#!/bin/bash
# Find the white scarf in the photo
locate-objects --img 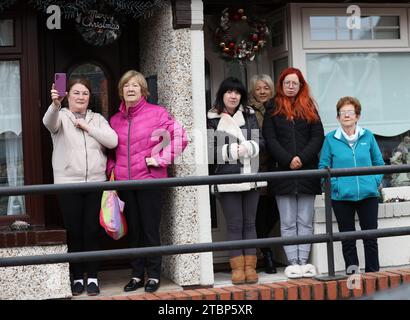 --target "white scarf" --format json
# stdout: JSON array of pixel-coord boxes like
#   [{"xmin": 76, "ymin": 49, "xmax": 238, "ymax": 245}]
[{"xmin": 341, "ymin": 125, "xmax": 360, "ymax": 148}]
